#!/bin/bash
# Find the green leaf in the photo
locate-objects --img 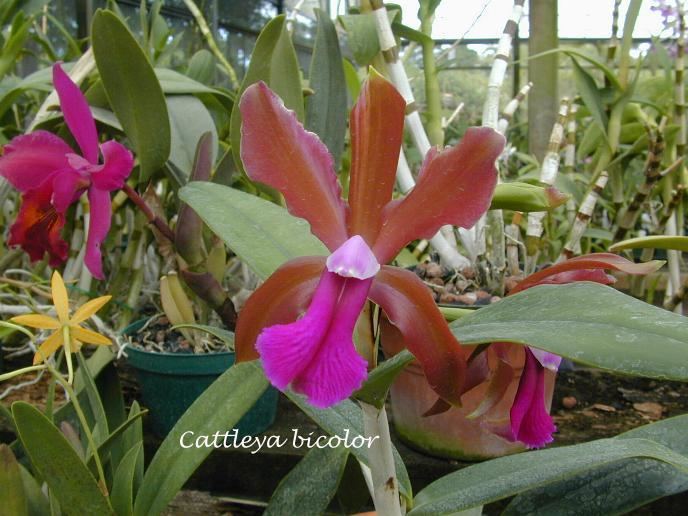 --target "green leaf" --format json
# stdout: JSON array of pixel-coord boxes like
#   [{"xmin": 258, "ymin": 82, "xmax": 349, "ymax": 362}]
[
  {"xmin": 186, "ymin": 49, "xmax": 215, "ymax": 85},
  {"xmin": 490, "ymin": 182, "xmax": 569, "ymax": 212},
  {"xmin": 12, "ymin": 402, "xmax": 114, "ymax": 515},
  {"xmin": 18, "ymin": 463, "xmax": 51, "ymax": 516},
  {"xmin": 338, "ymin": 13, "xmax": 382, "ymax": 65},
  {"xmin": 121, "ymin": 402, "xmax": 144, "ymax": 497},
  {"xmin": 85, "ymin": 410, "xmax": 147, "ymax": 471},
  {"xmin": 92, "ymin": 10, "xmax": 170, "ymax": 183},
  {"xmin": 354, "ymin": 350, "xmax": 415, "ymax": 409},
  {"xmin": 342, "ymin": 58, "xmax": 362, "ymax": 101},
  {"xmin": 155, "ymin": 68, "xmax": 230, "ymax": 98},
  {"xmin": 76, "ymin": 352, "xmax": 109, "ymax": 446},
  {"xmin": 265, "ymin": 446, "xmax": 349, "ymax": 516},
  {"xmin": 409, "ymin": 437, "xmax": 688, "ymax": 515},
  {"xmin": 571, "ymin": 57, "xmax": 608, "ymax": 133},
  {"xmin": 110, "ymin": 443, "xmax": 142, "ymax": 516},
  {"xmin": 392, "ymin": 21, "xmax": 433, "ymax": 45},
  {"xmin": 229, "ymin": 15, "xmax": 304, "ymax": 173},
  {"xmin": 0, "ymin": 444, "xmax": 28, "ymax": 516},
  {"xmin": 179, "ymin": 182, "xmax": 327, "ymax": 279},
  {"xmin": 306, "ymin": 8, "xmax": 347, "ymax": 169},
  {"xmin": 133, "ymin": 362, "xmax": 268, "ymax": 516},
  {"xmin": 450, "ymin": 282, "xmax": 688, "ymax": 380},
  {"xmin": 610, "ymin": 235, "xmax": 688, "ymax": 253},
  {"xmin": 167, "ymin": 95, "xmax": 218, "ymax": 179},
  {"xmin": 0, "ymin": 13, "xmax": 30, "ymax": 79},
  {"xmin": 286, "ymin": 393, "xmax": 413, "ymax": 502},
  {"xmin": 505, "ymin": 415, "xmax": 688, "ymax": 515}
]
